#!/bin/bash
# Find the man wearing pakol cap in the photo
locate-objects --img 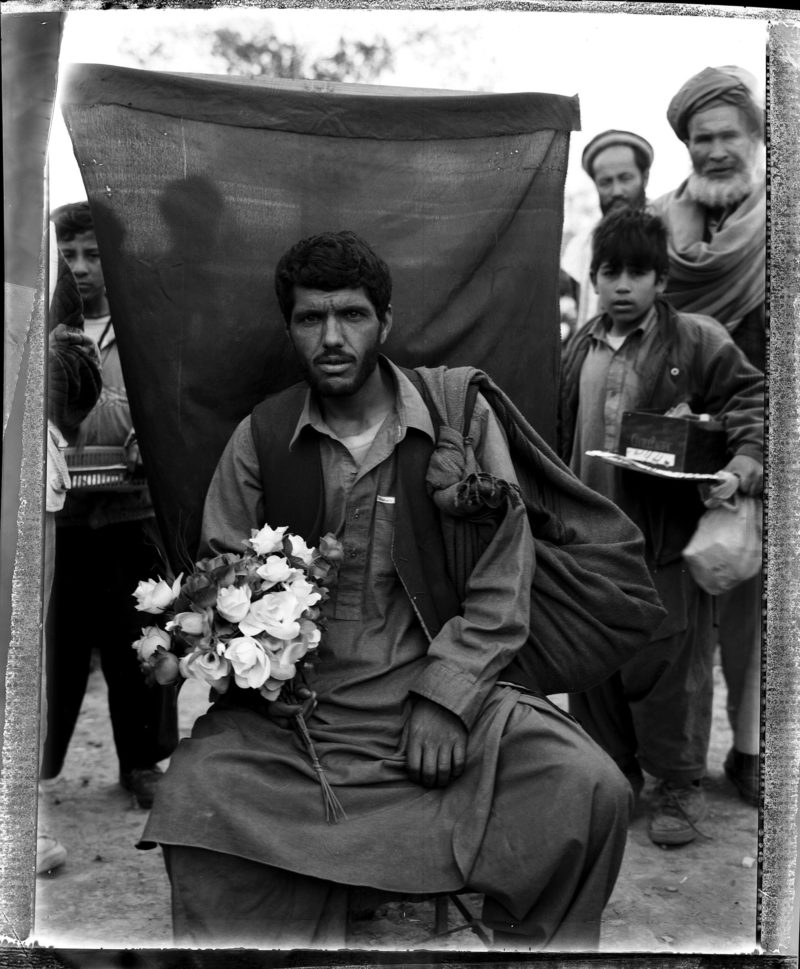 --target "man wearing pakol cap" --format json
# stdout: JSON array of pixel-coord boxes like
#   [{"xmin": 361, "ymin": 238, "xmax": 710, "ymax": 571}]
[
  {"xmin": 562, "ymin": 129, "xmax": 654, "ymax": 330},
  {"xmin": 653, "ymin": 65, "xmax": 766, "ymax": 809}
]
